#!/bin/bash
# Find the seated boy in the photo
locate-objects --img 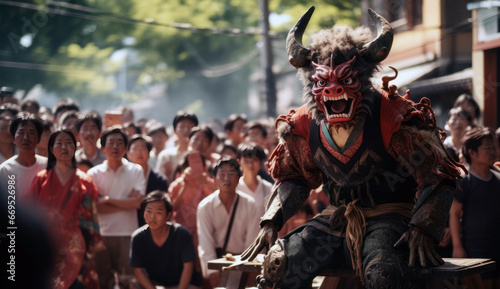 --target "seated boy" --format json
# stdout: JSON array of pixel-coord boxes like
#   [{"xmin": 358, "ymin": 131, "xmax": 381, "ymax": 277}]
[{"xmin": 130, "ymin": 191, "xmax": 202, "ymax": 289}]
